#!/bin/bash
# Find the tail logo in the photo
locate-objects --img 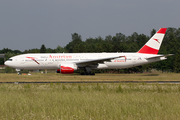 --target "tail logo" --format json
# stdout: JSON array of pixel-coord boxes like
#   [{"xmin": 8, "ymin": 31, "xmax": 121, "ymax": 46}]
[
  {"xmin": 153, "ymin": 38, "xmax": 160, "ymax": 43},
  {"xmin": 137, "ymin": 28, "xmax": 167, "ymax": 54}
]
